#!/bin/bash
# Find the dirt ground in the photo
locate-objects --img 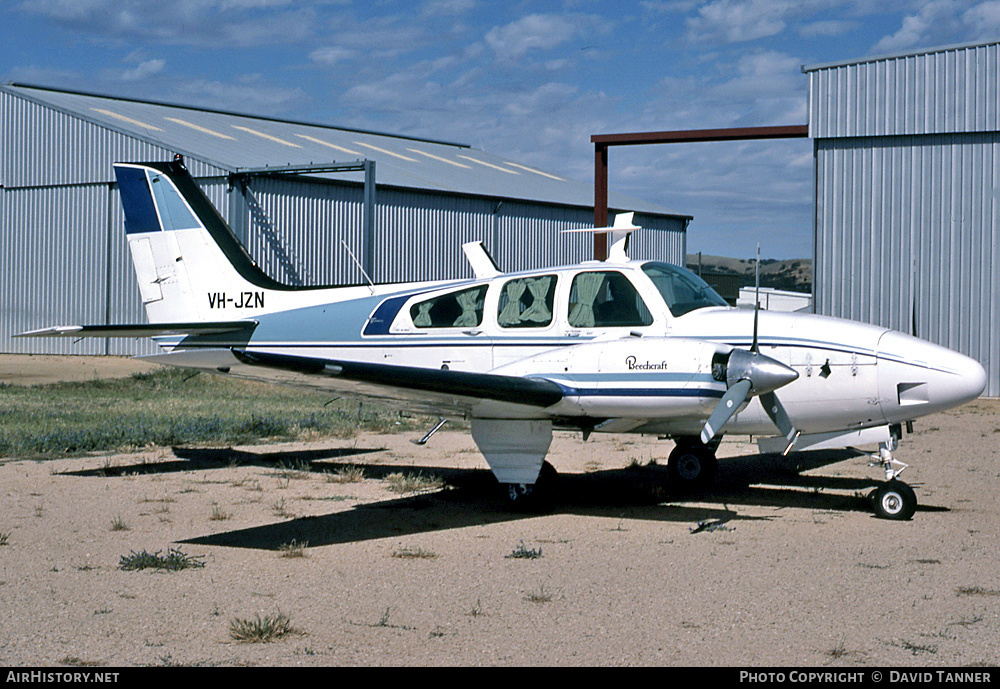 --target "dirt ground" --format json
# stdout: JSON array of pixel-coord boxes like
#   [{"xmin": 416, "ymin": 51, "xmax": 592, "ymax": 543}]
[{"xmin": 0, "ymin": 355, "xmax": 998, "ymax": 667}]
